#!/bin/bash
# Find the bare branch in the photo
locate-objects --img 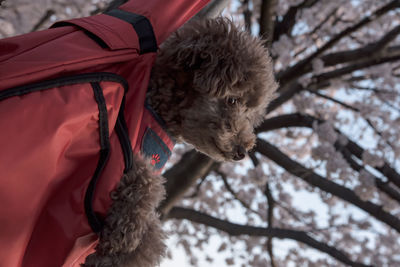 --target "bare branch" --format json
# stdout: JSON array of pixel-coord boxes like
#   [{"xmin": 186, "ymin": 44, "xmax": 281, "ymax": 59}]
[
  {"xmin": 30, "ymin": 9, "xmax": 55, "ymax": 32},
  {"xmin": 193, "ymin": 0, "xmax": 230, "ymax": 19},
  {"xmin": 276, "ymin": 0, "xmax": 400, "ymax": 85},
  {"xmin": 256, "ymin": 138, "xmax": 400, "ymax": 233},
  {"xmin": 257, "ymin": 113, "xmax": 400, "ymax": 188},
  {"xmin": 273, "ymin": 0, "xmax": 320, "ymax": 42},
  {"xmin": 259, "ymin": 0, "xmax": 278, "ymax": 47},
  {"xmin": 167, "ymin": 207, "xmax": 372, "ymax": 267},
  {"xmin": 241, "ymin": 0, "xmax": 252, "ymax": 32},
  {"xmin": 160, "ymin": 150, "xmax": 214, "ymax": 214},
  {"xmin": 105, "ymin": 0, "xmax": 128, "ymax": 12},
  {"xmin": 309, "ymin": 7, "xmax": 339, "ymax": 36},
  {"xmin": 337, "ymin": 144, "xmax": 400, "ymax": 204},
  {"xmin": 267, "ymin": 45, "xmax": 400, "ymax": 114},
  {"xmin": 185, "ymin": 166, "xmax": 215, "ymax": 199},
  {"xmin": 216, "ymin": 169, "xmax": 261, "ymax": 215},
  {"xmin": 346, "ymin": 139, "xmax": 400, "ymax": 190},
  {"xmin": 314, "ymin": 51, "xmax": 400, "ymax": 82},
  {"xmin": 264, "ymin": 183, "xmax": 276, "ymax": 267},
  {"xmin": 310, "ymin": 27, "xmax": 400, "ymax": 73},
  {"xmin": 307, "ymin": 90, "xmax": 397, "ymax": 149},
  {"xmin": 266, "ymin": 82, "xmax": 303, "ymax": 113},
  {"xmin": 308, "ymin": 90, "xmax": 358, "ymax": 111}
]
